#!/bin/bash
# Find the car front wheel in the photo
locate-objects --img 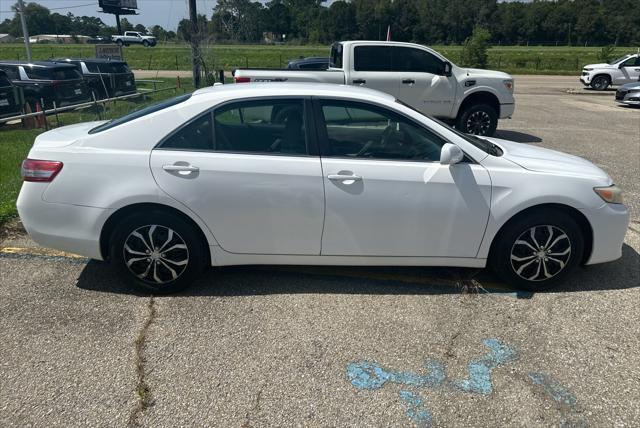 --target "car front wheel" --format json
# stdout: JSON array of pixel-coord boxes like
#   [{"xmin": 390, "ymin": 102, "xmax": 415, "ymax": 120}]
[
  {"xmin": 590, "ymin": 75, "xmax": 610, "ymax": 91},
  {"xmin": 456, "ymin": 103, "xmax": 498, "ymax": 136},
  {"xmin": 110, "ymin": 211, "xmax": 207, "ymax": 294},
  {"xmin": 490, "ymin": 209, "xmax": 584, "ymax": 291}
]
